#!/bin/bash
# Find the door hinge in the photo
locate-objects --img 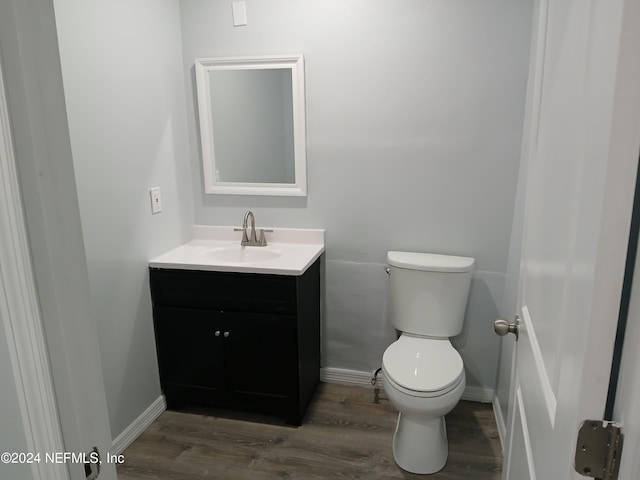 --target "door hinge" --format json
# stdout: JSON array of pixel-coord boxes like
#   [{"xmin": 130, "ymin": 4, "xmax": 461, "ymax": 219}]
[{"xmin": 574, "ymin": 420, "xmax": 624, "ymax": 480}]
